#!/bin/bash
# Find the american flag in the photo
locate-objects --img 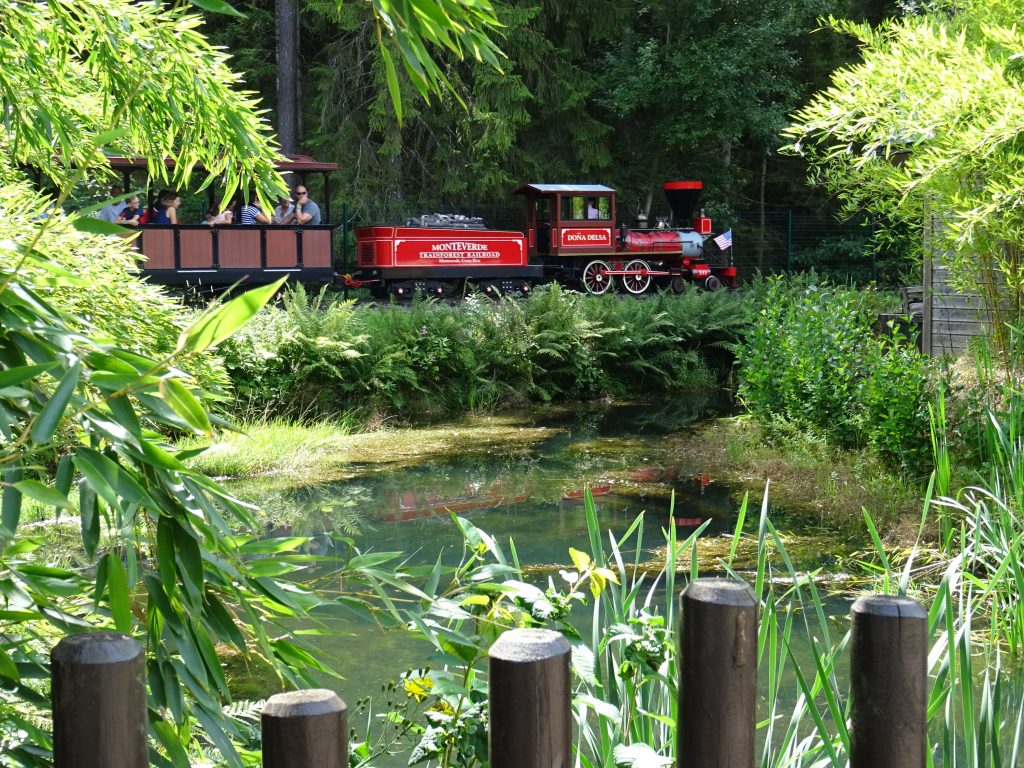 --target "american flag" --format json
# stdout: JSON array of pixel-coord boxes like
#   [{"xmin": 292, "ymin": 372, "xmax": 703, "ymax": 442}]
[{"xmin": 713, "ymin": 229, "xmax": 733, "ymax": 251}]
